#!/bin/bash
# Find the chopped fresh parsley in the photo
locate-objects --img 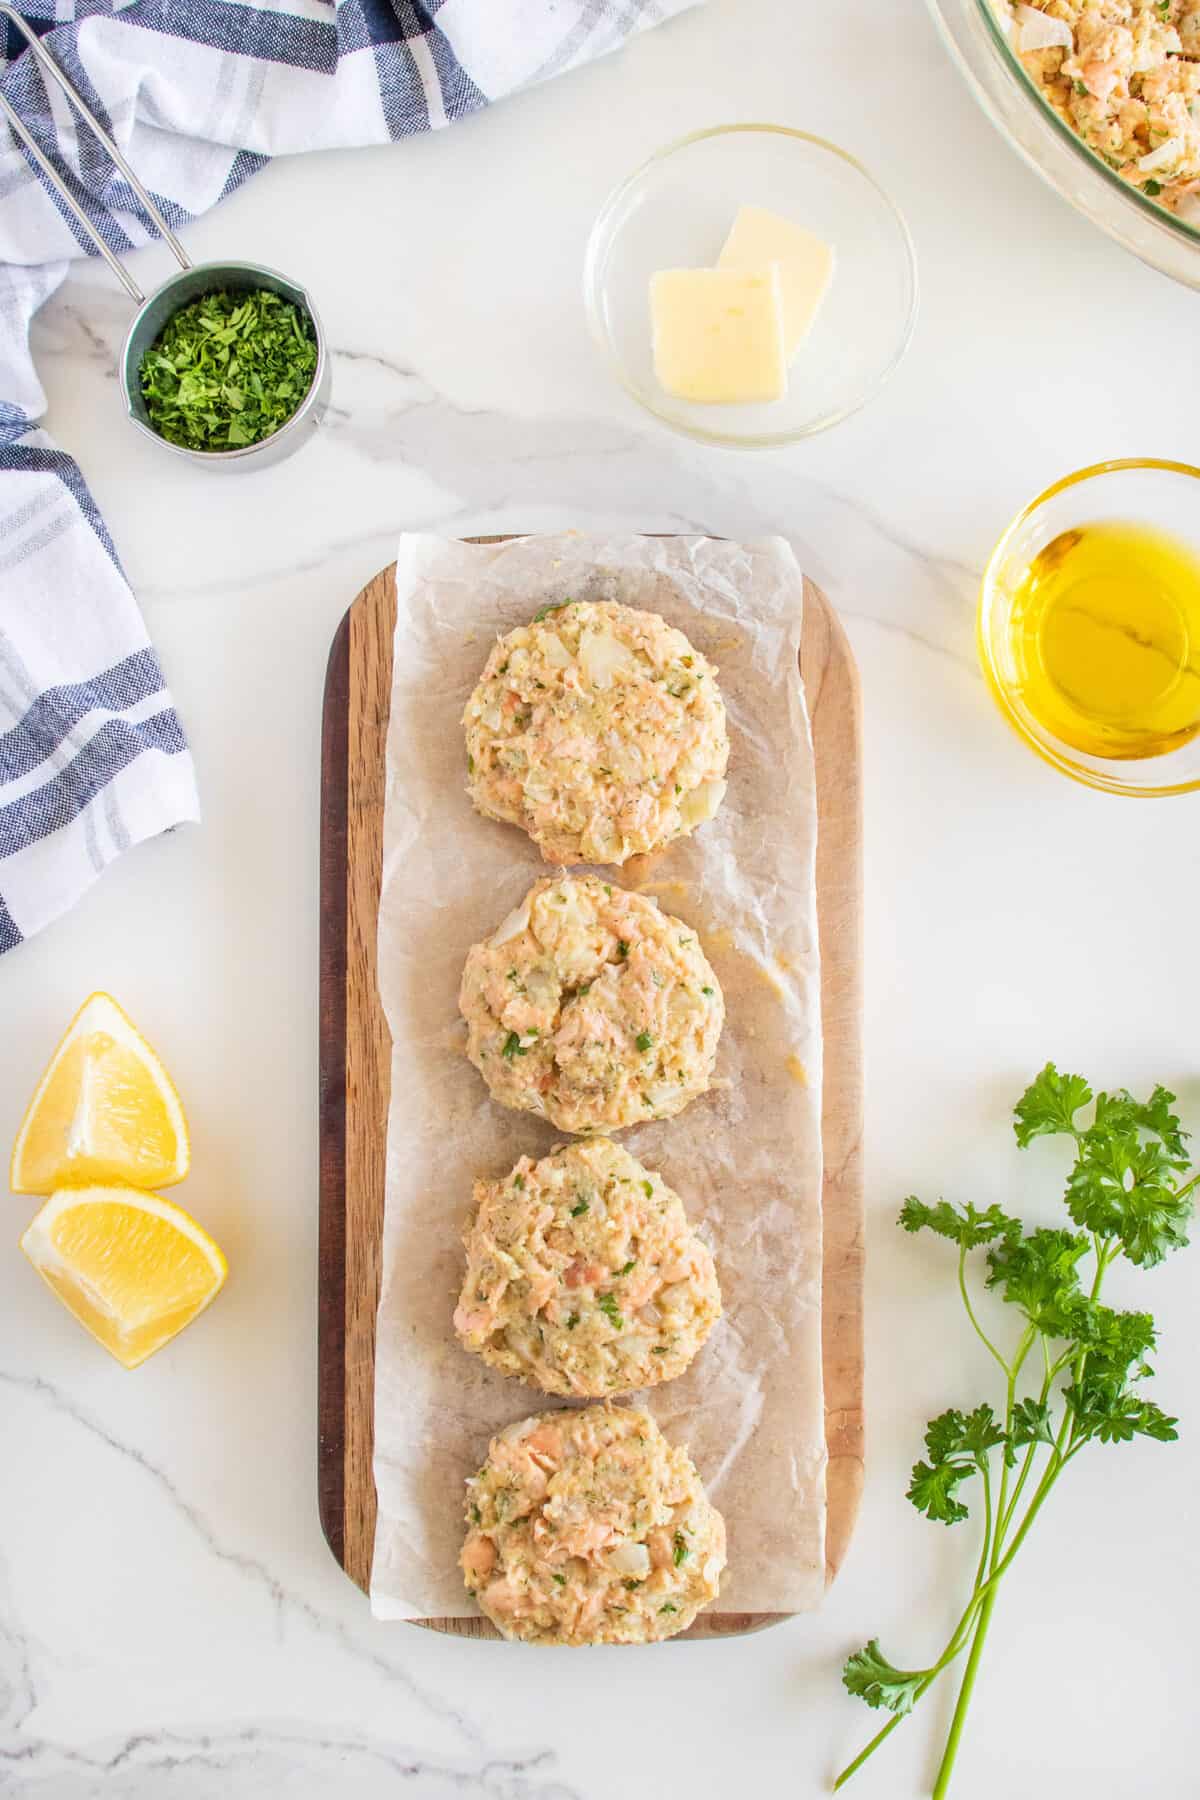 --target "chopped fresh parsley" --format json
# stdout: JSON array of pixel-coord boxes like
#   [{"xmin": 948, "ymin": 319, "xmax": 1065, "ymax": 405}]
[
  {"xmin": 635, "ymin": 1031, "xmax": 653, "ymax": 1053},
  {"xmin": 642, "ymin": 1180, "xmax": 653, "ymax": 1198},
  {"xmin": 470, "ymin": 1504, "xmax": 481, "ymax": 1524},
  {"xmin": 623, "ymin": 1578, "xmax": 643, "ymax": 1591},
  {"xmin": 659, "ymin": 1602, "xmax": 678, "ymax": 1614},
  {"xmin": 701, "ymin": 985, "xmax": 715, "ymax": 997},
  {"xmin": 616, "ymin": 1259, "xmax": 637, "ymax": 1277},
  {"xmin": 597, "ymin": 1291, "xmax": 624, "ymax": 1329},
  {"xmin": 651, "ymin": 1346, "xmax": 669, "ymax": 1355},
  {"xmin": 566, "ymin": 1312, "xmax": 580, "ymax": 1330},
  {"xmin": 1144, "ymin": 179, "xmax": 1164, "ymax": 196},
  {"xmin": 140, "ymin": 286, "xmax": 318, "ymax": 452},
  {"xmin": 552, "ymin": 1572, "xmax": 566, "ymax": 1585},
  {"xmin": 618, "ymin": 939, "xmax": 630, "ymax": 959},
  {"xmin": 501, "ymin": 1032, "xmax": 526, "ymax": 1062},
  {"xmin": 532, "ymin": 598, "xmax": 577, "ymax": 623},
  {"xmin": 571, "ymin": 1198, "xmax": 589, "ymax": 1217},
  {"xmin": 513, "ymin": 1174, "xmax": 525, "ymax": 1190},
  {"xmin": 672, "ymin": 1532, "xmax": 689, "ymax": 1566}
]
